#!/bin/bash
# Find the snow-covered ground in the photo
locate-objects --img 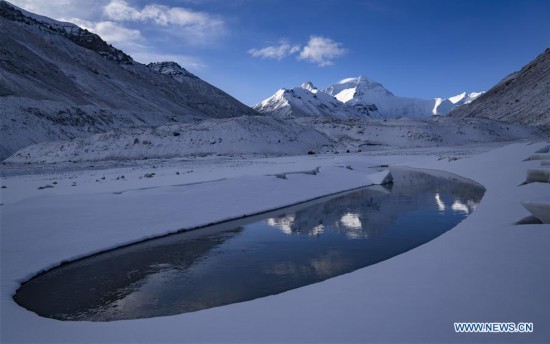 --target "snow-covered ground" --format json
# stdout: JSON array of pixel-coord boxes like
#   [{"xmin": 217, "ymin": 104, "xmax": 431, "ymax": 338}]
[
  {"xmin": 3, "ymin": 116, "xmax": 333, "ymax": 164},
  {"xmin": 4, "ymin": 115, "xmax": 544, "ymax": 164},
  {"xmin": 1, "ymin": 141, "xmax": 549, "ymax": 343}
]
